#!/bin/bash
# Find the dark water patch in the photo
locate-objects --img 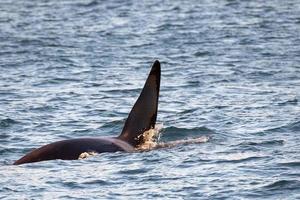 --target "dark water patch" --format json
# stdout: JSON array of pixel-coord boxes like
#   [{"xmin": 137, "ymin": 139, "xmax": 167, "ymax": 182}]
[
  {"xmin": 277, "ymin": 98, "xmax": 298, "ymax": 106},
  {"xmin": 213, "ymin": 105, "xmax": 229, "ymax": 110},
  {"xmin": 0, "ymin": 49, "xmax": 31, "ymax": 56},
  {"xmin": 28, "ymin": 105, "xmax": 56, "ymax": 112},
  {"xmin": 161, "ymin": 126, "xmax": 214, "ymax": 141},
  {"xmin": 58, "ymin": 196, "xmax": 87, "ymax": 200},
  {"xmin": 142, "ymin": 175, "xmax": 181, "ymax": 182},
  {"xmin": 0, "ymin": 146, "xmax": 19, "ymax": 155},
  {"xmin": 89, "ymin": 82, "xmax": 104, "ymax": 87},
  {"xmin": 52, "ymin": 77, "xmax": 82, "ymax": 83},
  {"xmin": 117, "ymin": 168, "xmax": 150, "ymax": 175},
  {"xmin": 47, "ymin": 96, "xmax": 71, "ymax": 102},
  {"xmin": 214, "ymin": 155, "xmax": 265, "ymax": 164},
  {"xmin": 194, "ymin": 51, "xmax": 211, "ymax": 57},
  {"xmin": 237, "ymin": 140, "xmax": 285, "ymax": 148},
  {"xmin": 1, "ymin": 186, "xmax": 18, "ymax": 193},
  {"xmin": 18, "ymin": 38, "xmax": 48, "ymax": 47},
  {"xmin": 83, "ymin": 179, "xmax": 110, "ymax": 186},
  {"xmin": 0, "ymin": 118, "xmax": 19, "ymax": 128},
  {"xmin": 185, "ymin": 80, "xmax": 202, "ymax": 87},
  {"xmin": 130, "ymin": 42, "xmax": 155, "ymax": 49},
  {"xmin": 74, "ymin": 0, "xmax": 99, "ymax": 8},
  {"xmin": 262, "ymin": 180, "xmax": 300, "ymax": 191},
  {"xmin": 278, "ymin": 161, "xmax": 300, "ymax": 168},
  {"xmin": 61, "ymin": 181, "xmax": 85, "ymax": 189}
]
